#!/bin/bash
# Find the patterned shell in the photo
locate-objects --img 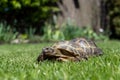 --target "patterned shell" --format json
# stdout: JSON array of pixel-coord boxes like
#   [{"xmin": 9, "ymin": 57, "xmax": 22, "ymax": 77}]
[
  {"xmin": 52, "ymin": 38, "xmax": 102, "ymax": 56},
  {"xmin": 37, "ymin": 38, "xmax": 103, "ymax": 62}
]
